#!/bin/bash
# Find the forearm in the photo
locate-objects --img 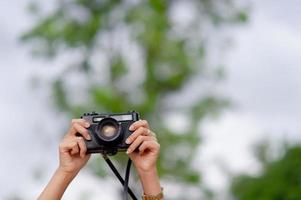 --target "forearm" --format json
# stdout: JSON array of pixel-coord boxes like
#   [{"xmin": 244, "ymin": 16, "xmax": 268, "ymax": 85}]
[
  {"xmin": 38, "ymin": 168, "xmax": 77, "ymax": 200},
  {"xmin": 138, "ymin": 167, "xmax": 163, "ymax": 199}
]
